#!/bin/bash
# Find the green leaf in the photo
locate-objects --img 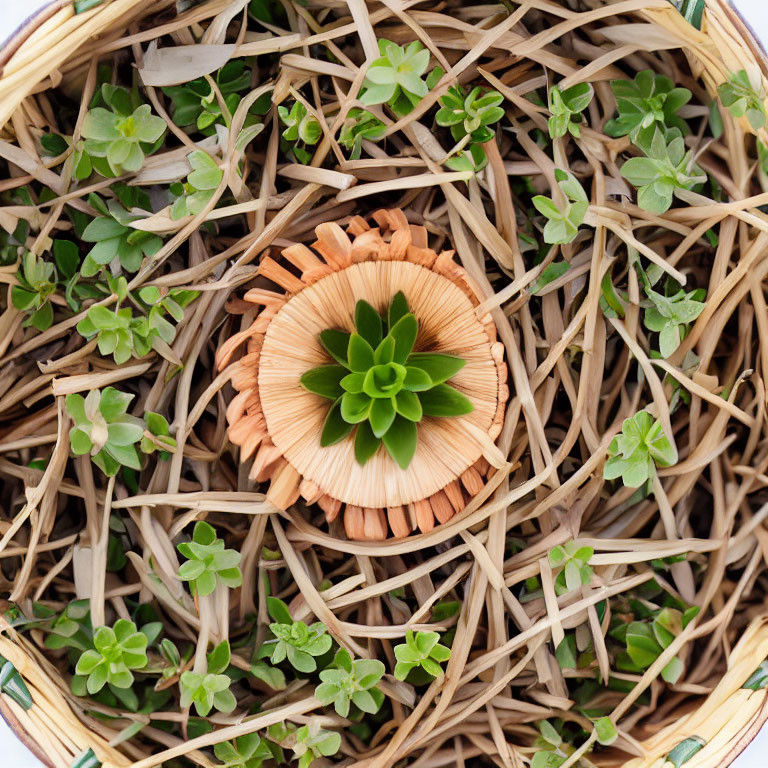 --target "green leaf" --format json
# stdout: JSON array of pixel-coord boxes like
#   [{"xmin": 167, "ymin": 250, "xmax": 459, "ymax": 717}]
[
  {"xmin": 341, "ymin": 391, "xmax": 372, "ymax": 424},
  {"xmin": 666, "ymin": 737, "xmax": 705, "ymax": 767},
  {"xmin": 594, "ymin": 717, "xmax": 618, "ymax": 746},
  {"xmin": 382, "ymin": 415, "xmax": 417, "ymax": 469},
  {"xmin": 320, "ymin": 400, "xmax": 355, "ymax": 446},
  {"xmin": 300, "ymin": 365, "xmax": 346, "ymax": 400},
  {"xmin": 418, "ymin": 384, "xmax": 473, "ymax": 417},
  {"xmin": 395, "ymin": 389, "xmax": 422, "ymax": 422},
  {"xmin": 388, "ymin": 291, "xmax": 410, "ymax": 329},
  {"xmin": 355, "ymin": 421, "xmax": 381, "ymax": 465},
  {"xmin": 319, "ymin": 329, "xmax": 350, "ymax": 366},
  {"xmin": 354, "ymin": 299, "xmax": 383, "ymax": 347},
  {"xmin": 406, "ymin": 353, "xmax": 465, "ymax": 385},
  {"xmin": 347, "ymin": 333, "xmax": 375, "ymax": 373}
]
